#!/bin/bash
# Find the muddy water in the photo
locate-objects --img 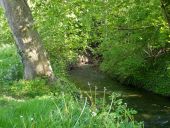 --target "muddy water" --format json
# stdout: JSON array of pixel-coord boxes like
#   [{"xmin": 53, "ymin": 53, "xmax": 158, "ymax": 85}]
[{"xmin": 69, "ymin": 65, "xmax": 170, "ymax": 128}]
